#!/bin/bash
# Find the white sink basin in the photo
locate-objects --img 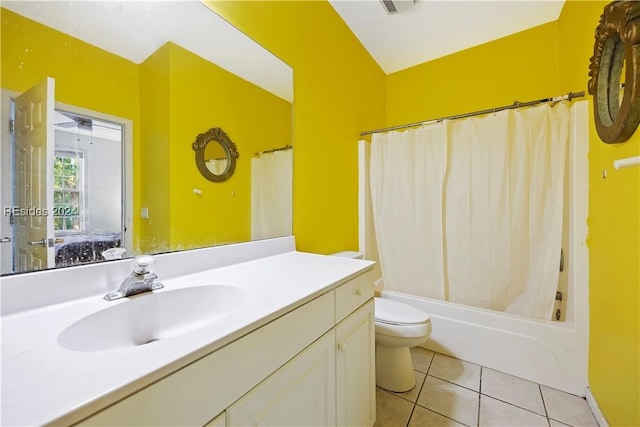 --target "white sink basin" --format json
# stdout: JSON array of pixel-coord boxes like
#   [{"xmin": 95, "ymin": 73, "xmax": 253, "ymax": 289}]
[{"xmin": 58, "ymin": 285, "xmax": 246, "ymax": 352}]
